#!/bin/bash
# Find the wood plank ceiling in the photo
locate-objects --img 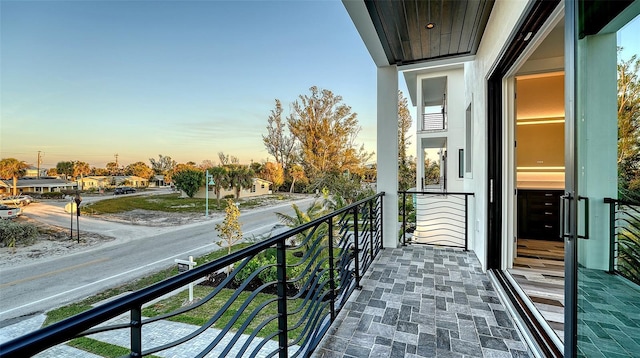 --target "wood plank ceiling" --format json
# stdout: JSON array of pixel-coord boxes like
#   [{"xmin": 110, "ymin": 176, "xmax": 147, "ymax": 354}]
[{"xmin": 365, "ymin": 0, "xmax": 495, "ymax": 66}]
